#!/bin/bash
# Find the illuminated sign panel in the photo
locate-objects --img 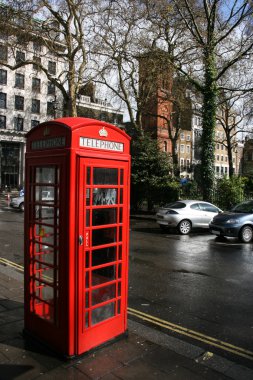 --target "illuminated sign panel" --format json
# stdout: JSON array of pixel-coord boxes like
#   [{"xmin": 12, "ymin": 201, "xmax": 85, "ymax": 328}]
[
  {"xmin": 80, "ymin": 137, "xmax": 124, "ymax": 152},
  {"xmin": 31, "ymin": 137, "xmax": 66, "ymax": 150}
]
